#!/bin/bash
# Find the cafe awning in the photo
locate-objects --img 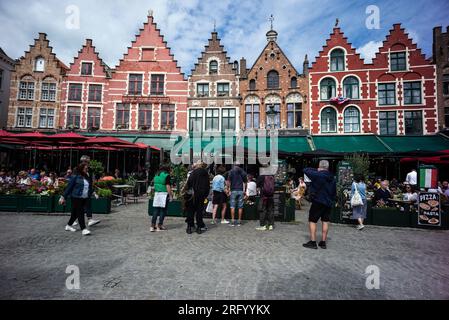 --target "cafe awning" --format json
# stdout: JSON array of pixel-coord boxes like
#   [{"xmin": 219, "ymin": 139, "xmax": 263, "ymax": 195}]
[
  {"xmin": 238, "ymin": 136, "xmax": 311, "ymax": 154},
  {"xmin": 377, "ymin": 135, "xmax": 449, "ymax": 153},
  {"xmin": 311, "ymin": 135, "xmax": 391, "ymax": 153}
]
